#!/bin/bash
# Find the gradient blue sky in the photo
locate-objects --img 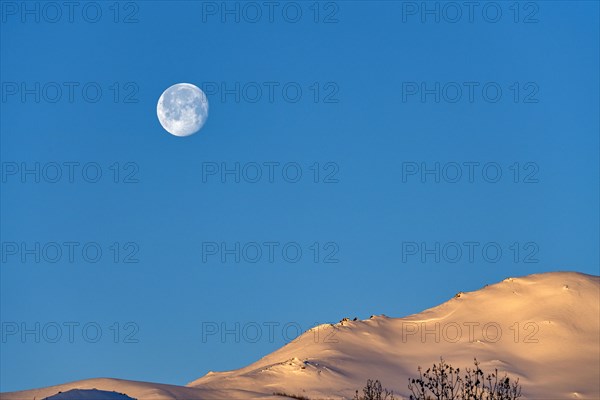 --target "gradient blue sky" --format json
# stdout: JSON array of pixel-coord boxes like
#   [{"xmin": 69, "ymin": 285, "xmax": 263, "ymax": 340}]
[{"xmin": 1, "ymin": 0, "xmax": 599, "ymax": 393}]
